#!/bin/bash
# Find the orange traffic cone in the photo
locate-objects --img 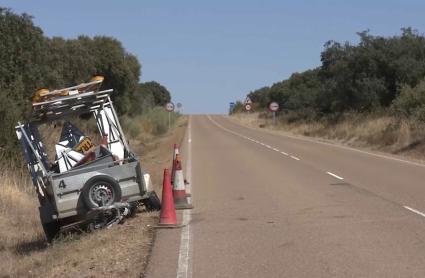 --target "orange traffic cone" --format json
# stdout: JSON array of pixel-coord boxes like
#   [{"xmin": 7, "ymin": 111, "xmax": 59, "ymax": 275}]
[
  {"xmin": 157, "ymin": 169, "xmax": 179, "ymax": 226},
  {"xmin": 173, "ymin": 154, "xmax": 194, "ymax": 210},
  {"xmin": 171, "ymin": 144, "xmax": 179, "ymax": 185}
]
